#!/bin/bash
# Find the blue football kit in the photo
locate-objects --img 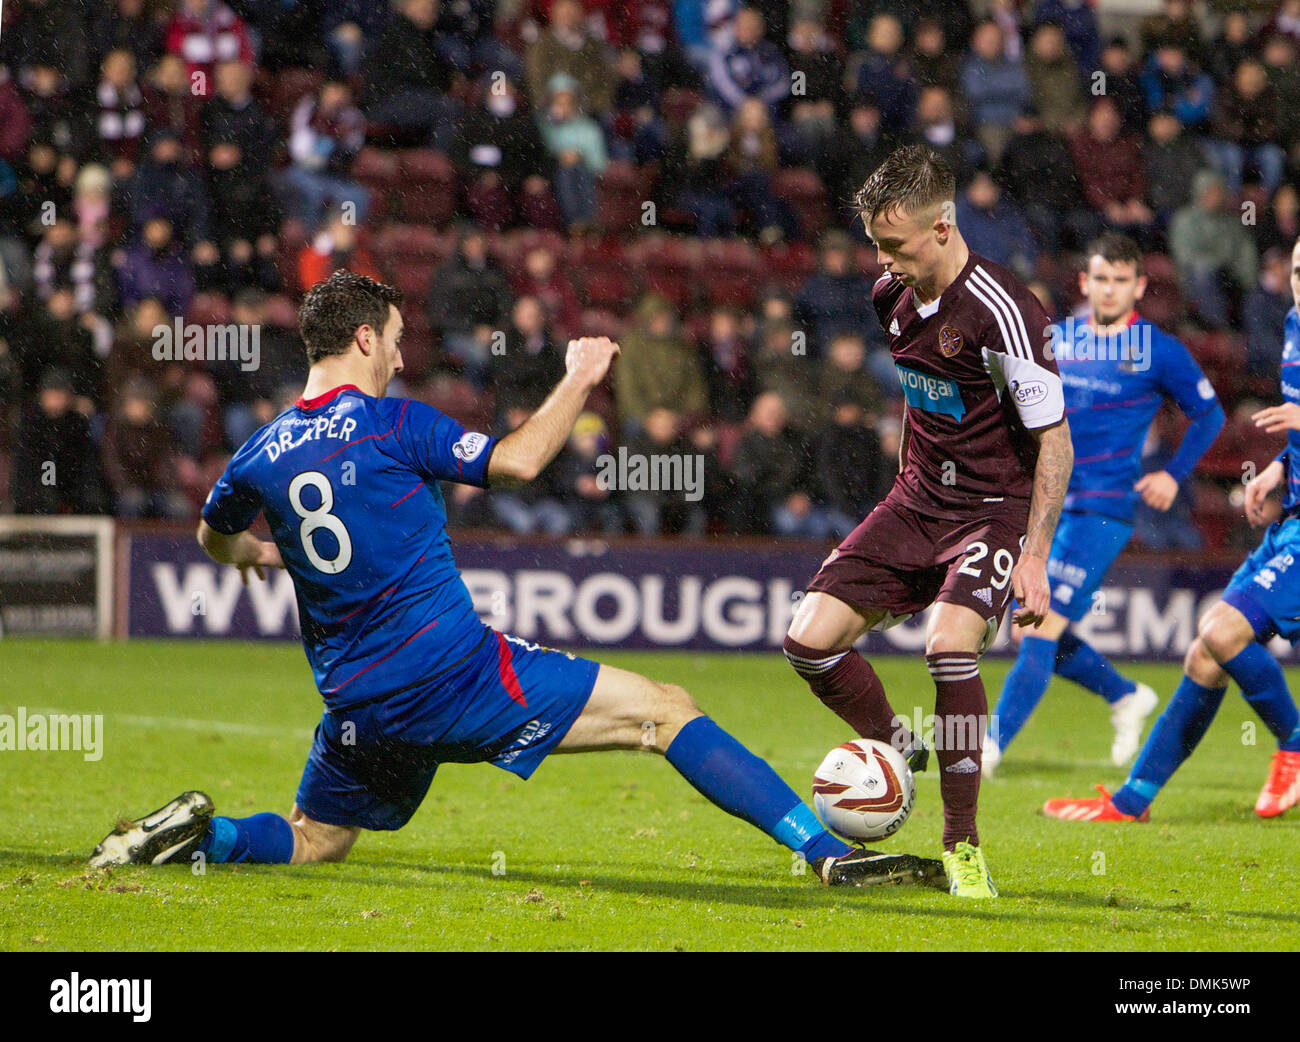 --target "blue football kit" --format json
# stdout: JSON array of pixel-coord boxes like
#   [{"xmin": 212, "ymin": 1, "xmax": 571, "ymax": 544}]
[
  {"xmin": 1110, "ymin": 307, "xmax": 1300, "ymax": 816},
  {"xmin": 1048, "ymin": 311, "xmax": 1224, "ymax": 621},
  {"xmin": 202, "ymin": 384, "xmax": 600, "ymax": 829},
  {"xmin": 198, "ymin": 383, "xmax": 852, "ymax": 869},
  {"xmin": 991, "ymin": 312, "xmax": 1225, "ymax": 756},
  {"xmin": 1221, "ymin": 306, "xmax": 1300, "ymax": 643}
]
